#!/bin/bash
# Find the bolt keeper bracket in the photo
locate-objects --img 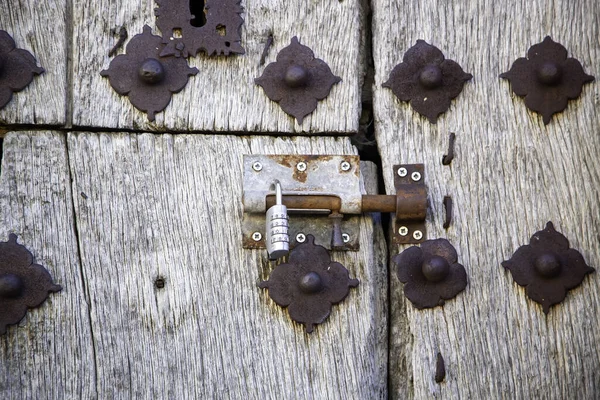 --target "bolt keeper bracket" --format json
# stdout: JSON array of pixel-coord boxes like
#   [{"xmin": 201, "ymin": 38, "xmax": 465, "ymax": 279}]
[{"xmin": 242, "ymin": 155, "xmax": 428, "ymax": 252}]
